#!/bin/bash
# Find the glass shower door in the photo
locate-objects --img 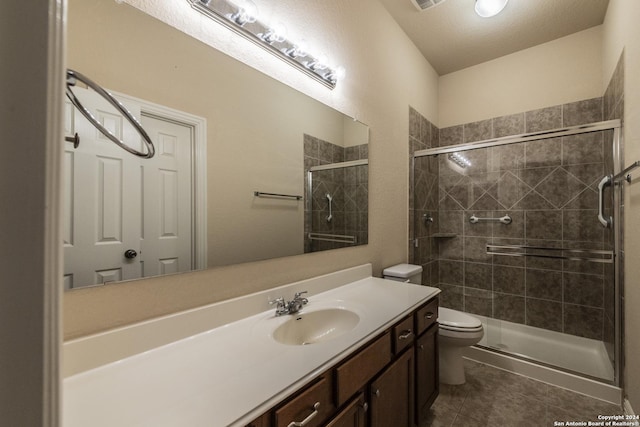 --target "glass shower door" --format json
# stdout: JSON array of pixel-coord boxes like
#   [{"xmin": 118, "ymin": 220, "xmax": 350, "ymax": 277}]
[{"xmin": 413, "ymin": 128, "xmax": 618, "ymax": 382}]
